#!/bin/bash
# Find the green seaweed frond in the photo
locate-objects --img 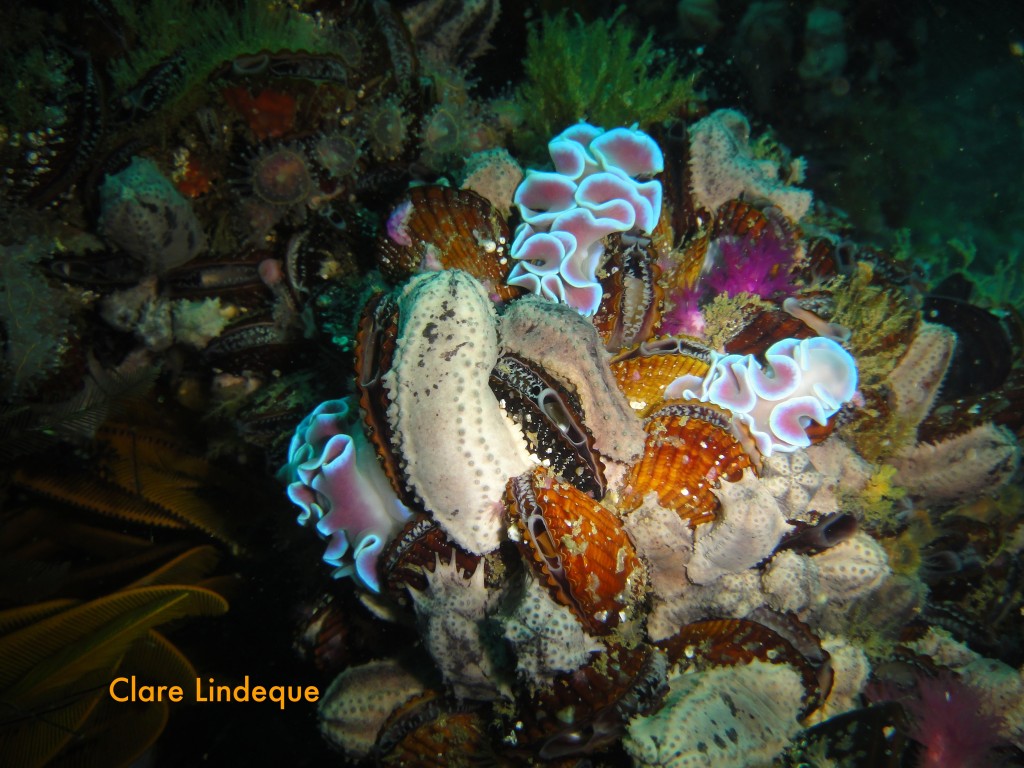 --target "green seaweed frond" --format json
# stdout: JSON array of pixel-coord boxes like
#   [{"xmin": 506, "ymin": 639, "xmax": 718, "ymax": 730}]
[
  {"xmin": 512, "ymin": 8, "xmax": 702, "ymax": 159},
  {"xmin": 965, "ymin": 249, "xmax": 1024, "ymax": 311}
]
